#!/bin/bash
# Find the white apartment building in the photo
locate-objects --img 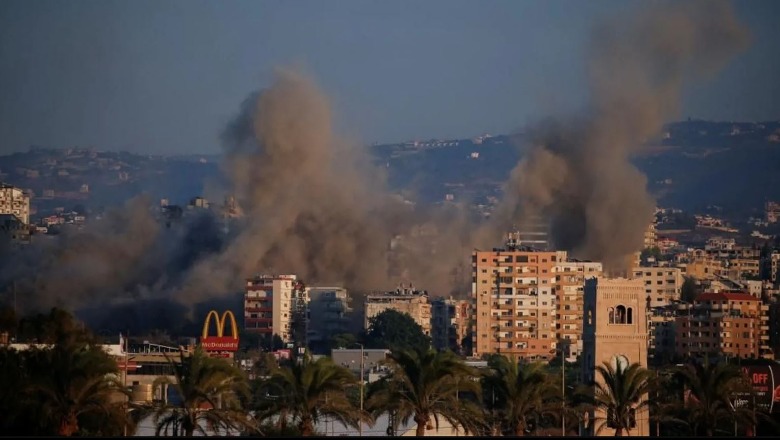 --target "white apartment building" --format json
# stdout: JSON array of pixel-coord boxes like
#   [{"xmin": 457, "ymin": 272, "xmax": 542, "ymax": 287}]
[
  {"xmin": 0, "ymin": 183, "xmax": 30, "ymax": 224},
  {"xmin": 244, "ymin": 274, "xmax": 309, "ymax": 345}
]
